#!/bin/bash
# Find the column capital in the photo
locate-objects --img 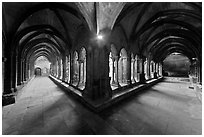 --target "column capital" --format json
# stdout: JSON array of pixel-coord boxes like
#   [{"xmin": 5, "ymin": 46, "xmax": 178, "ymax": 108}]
[
  {"xmin": 131, "ymin": 58, "xmax": 135, "ymax": 62},
  {"xmin": 110, "ymin": 57, "xmax": 115, "ymax": 62},
  {"xmin": 78, "ymin": 59, "xmax": 84, "ymax": 63},
  {"xmin": 114, "ymin": 56, "xmax": 120, "ymax": 61}
]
